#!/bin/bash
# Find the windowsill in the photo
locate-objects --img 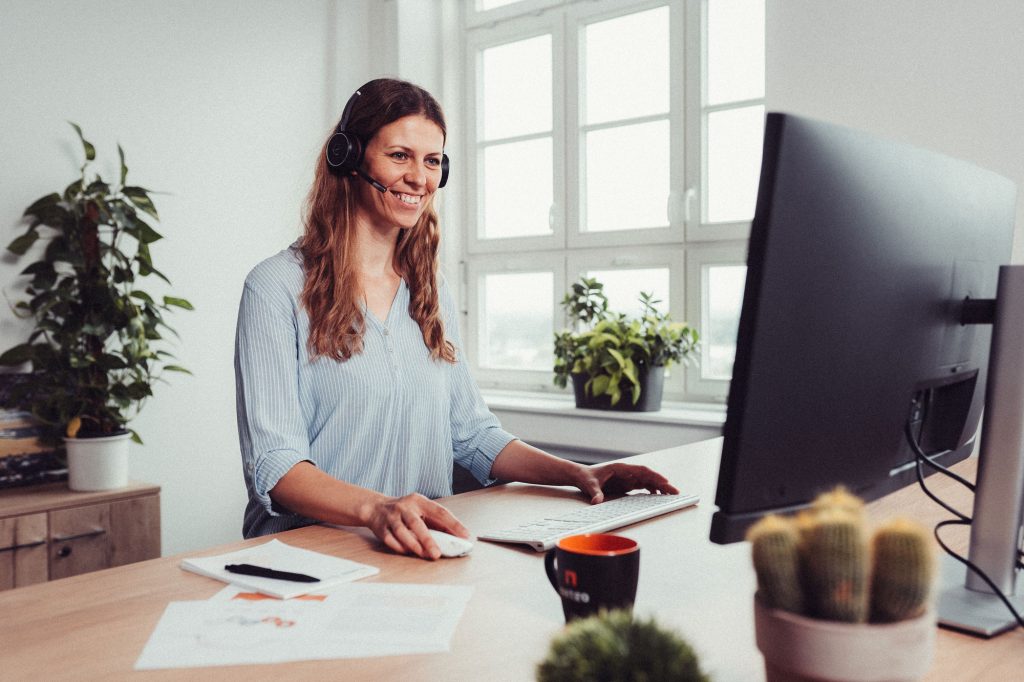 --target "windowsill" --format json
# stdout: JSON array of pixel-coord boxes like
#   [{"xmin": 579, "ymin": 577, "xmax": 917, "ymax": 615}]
[
  {"xmin": 481, "ymin": 389, "xmax": 727, "ymax": 427},
  {"xmin": 481, "ymin": 389, "xmax": 726, "ymax": 463}
]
